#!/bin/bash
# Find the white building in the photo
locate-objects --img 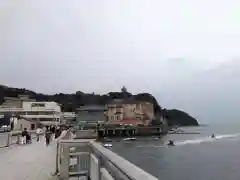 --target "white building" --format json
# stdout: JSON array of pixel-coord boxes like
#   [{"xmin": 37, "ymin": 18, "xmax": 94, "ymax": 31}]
[{"xmin": 0, "ymin": 101, "xmax": 62, "ymax": 126}]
